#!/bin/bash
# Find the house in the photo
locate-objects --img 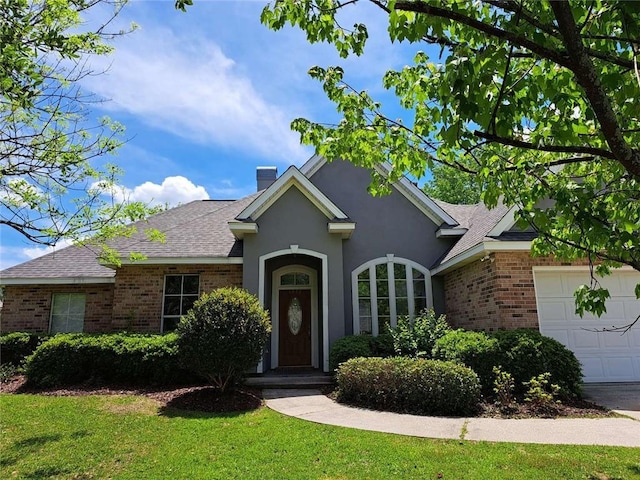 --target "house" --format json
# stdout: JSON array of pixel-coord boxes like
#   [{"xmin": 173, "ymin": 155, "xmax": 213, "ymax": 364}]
[{"xmin": 1, "ymin": 155, "xmax": 639, "ymax": 382}]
